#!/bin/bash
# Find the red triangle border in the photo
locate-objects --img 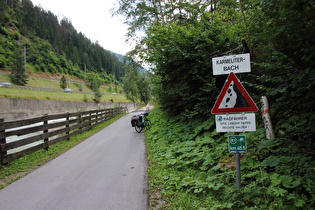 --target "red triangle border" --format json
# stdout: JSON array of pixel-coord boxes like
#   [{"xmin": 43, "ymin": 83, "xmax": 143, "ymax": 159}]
[{"xmin": 211, "ymin": 72, "xmax": 258, "ymax": 114}]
